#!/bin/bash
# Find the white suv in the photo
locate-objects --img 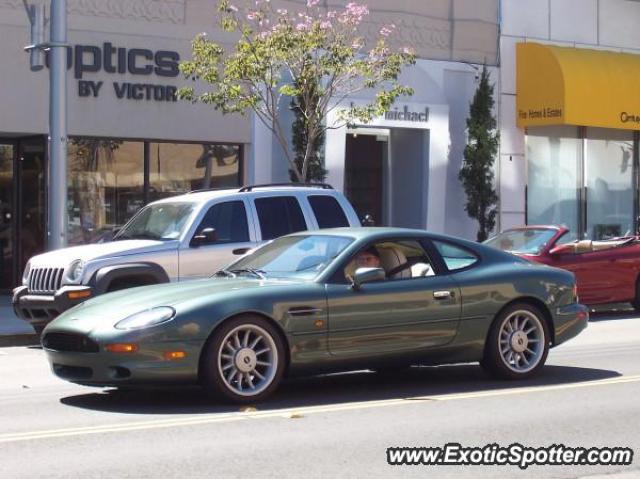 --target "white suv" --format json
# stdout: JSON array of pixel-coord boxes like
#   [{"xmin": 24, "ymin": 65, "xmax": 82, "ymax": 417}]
[{"xmin": 13, "ymin": 184, "xmax": 360, "ymax": 333}]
